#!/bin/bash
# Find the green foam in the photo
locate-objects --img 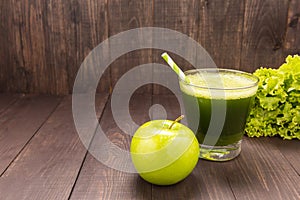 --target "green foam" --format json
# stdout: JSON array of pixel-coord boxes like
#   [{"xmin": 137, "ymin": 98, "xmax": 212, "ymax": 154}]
[{"xmin": 180, "ymin": 71, "xmax": 258, "ymax": 99}]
